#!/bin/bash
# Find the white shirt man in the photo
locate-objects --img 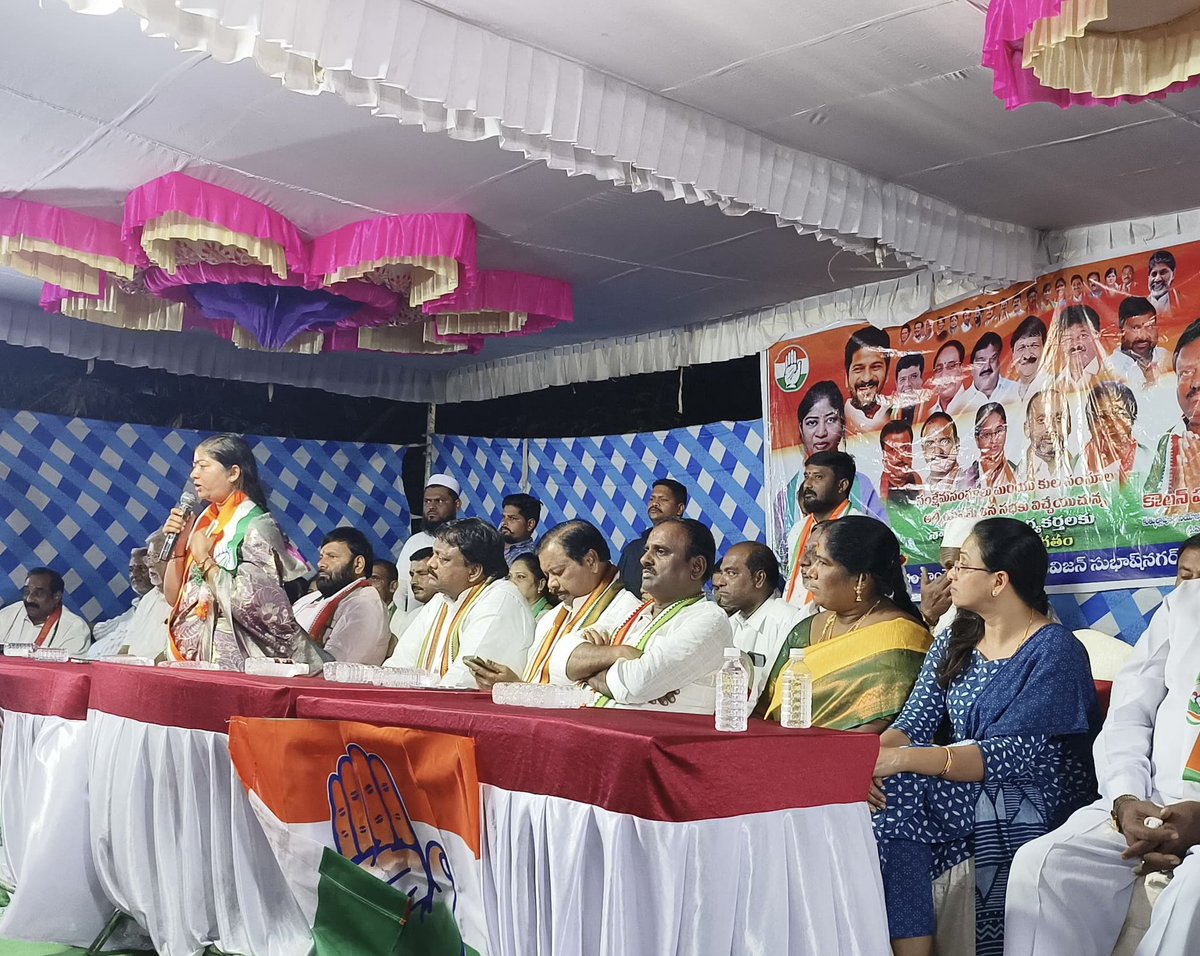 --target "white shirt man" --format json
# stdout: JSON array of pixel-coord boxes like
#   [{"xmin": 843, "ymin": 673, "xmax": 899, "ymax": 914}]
[
  {"xmin": 90, "ymin": 548, "xmax": 153, "ymax": 657},
  {"xmin": 531, "ymin": 583, "xmax": 642, "ymax": 682},
  {"xmin": 548, "ymin": 519, "xmax": 732, "ymax": 715},
  {"xmin": 0, "ymin": 569, "xmax": 90, "ymax": 654},
  {"xmin": 120, "ymin": 589, "xmax": 171, "ymax": 660},
  {"xmin": 294, "ymin": 580, "xmax": 390, "ymax": 666},
  {"xmin": 97, "ymin": 541, "xmax": 172, "ymax": 660},
  {"xmin": 1005, "ymin": 582, "xmax": 1200, "ymax": 956},
  {"xmin": 729, "ymin": 598, "xmax": 804, "ymax": 701},
  {"xmin": 464, "ymin": 521, "xmax": 643, "ymax": 690},
  {"xmin": 386, "ymin": 518, "xmax": 534, "ymax": 688},
  {"xmin": 959, "ymin": 375, "xmax": 1020, "ymax": 411},
  {"xmin": 395, "ymin": 474, "xmax": 461, "ymax": 614},
  {"xmin": 388, "ymin": 548, "xmax": 435, "ymax": 644},
  {"xmin": 713, "ymin": 542, "xmax": 806, "ymax": 700},
  {"xmin": 293, "ymin": 529, "xmax": 391, "ymax": 666}
]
